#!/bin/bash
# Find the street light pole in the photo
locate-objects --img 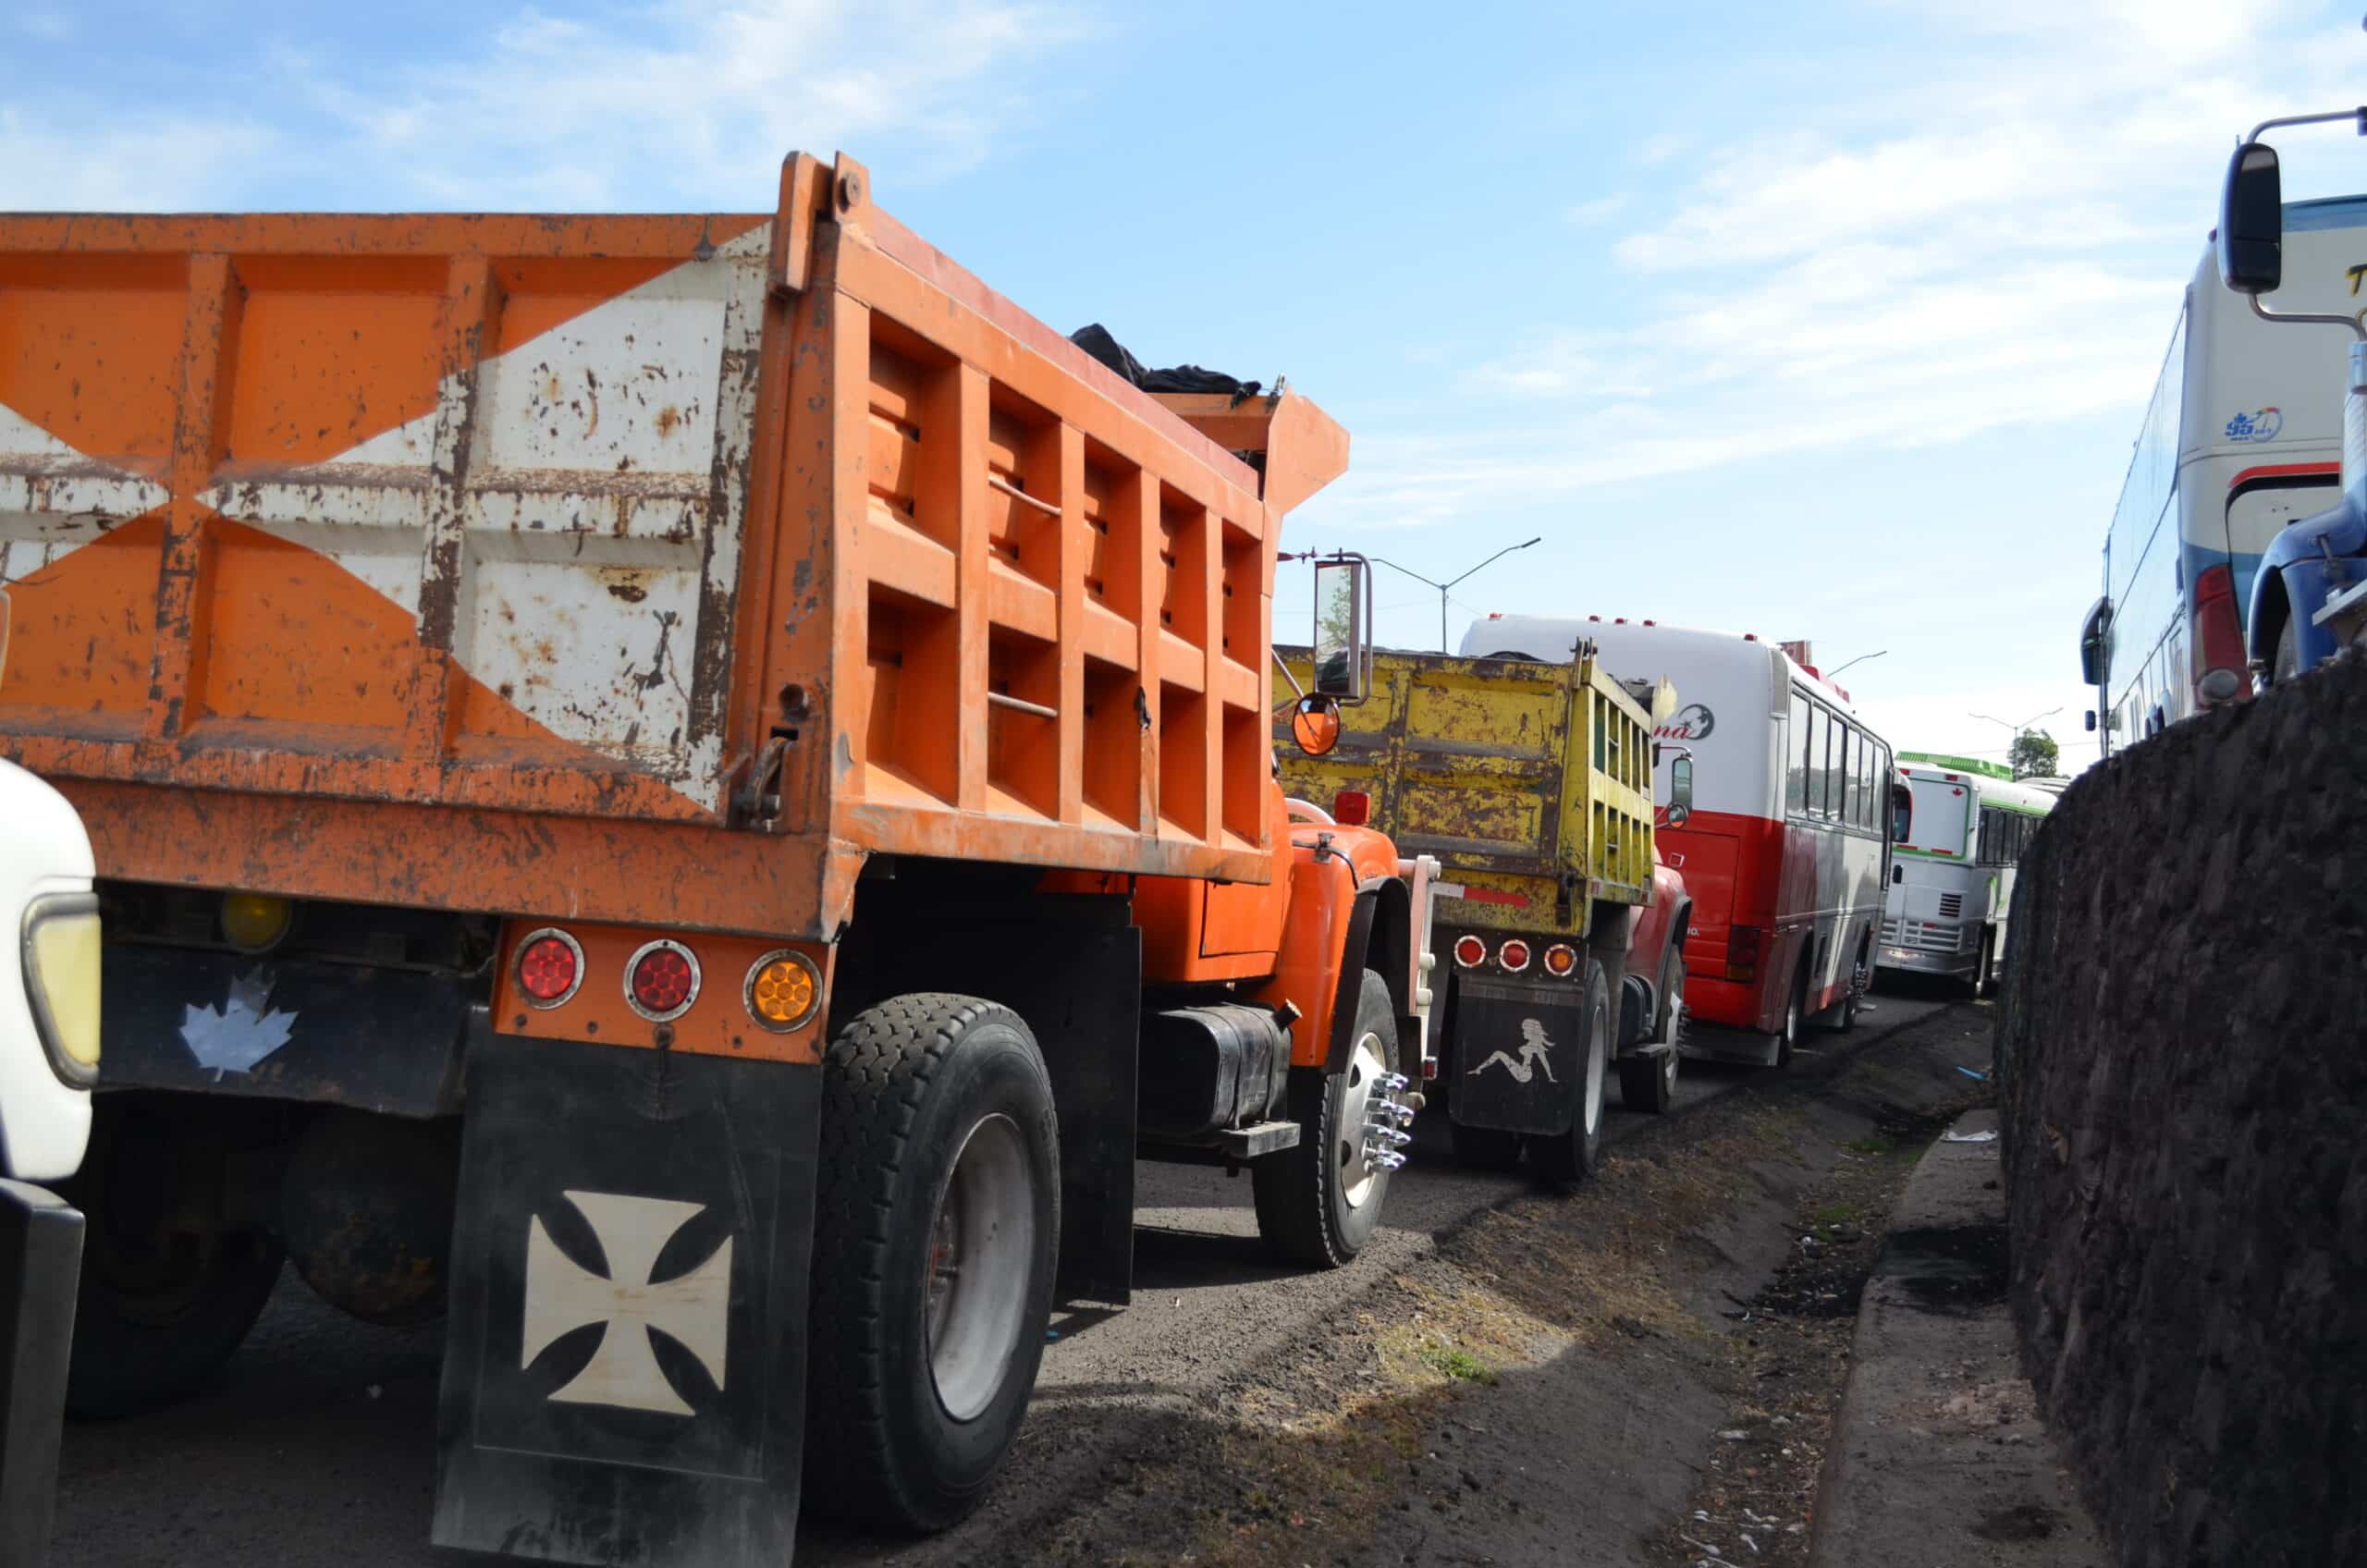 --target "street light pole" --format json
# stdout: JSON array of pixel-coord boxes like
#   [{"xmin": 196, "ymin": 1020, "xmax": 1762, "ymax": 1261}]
[
  {"xmin": 1969, "ymin": 707, "xmax": 2064, "ymax": 772},
  {"xmin": 1368, "ymin": 536, "xmax": 1545, "ymax": 653},
  {"xmin": 1824, "ymin": 649, "xmax": 1888, "ymax": 680}
]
